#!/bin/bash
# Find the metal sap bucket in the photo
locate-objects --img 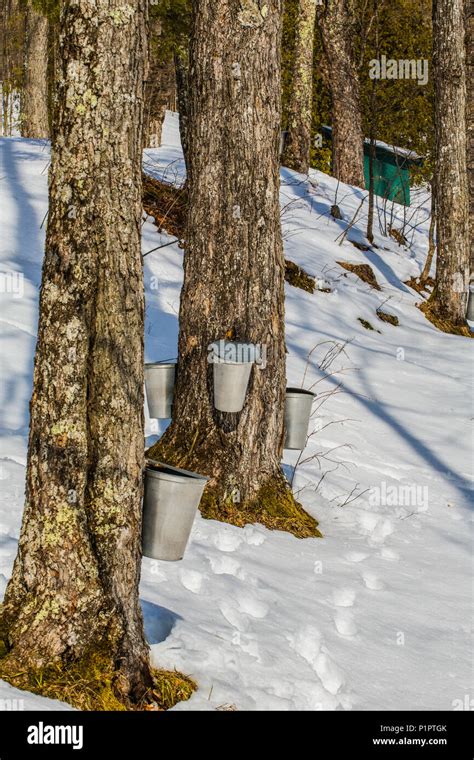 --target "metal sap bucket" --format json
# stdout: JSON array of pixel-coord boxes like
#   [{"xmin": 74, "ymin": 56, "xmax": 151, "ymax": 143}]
[
  {"xmin": 467, "ymin": 287, "xmax": 474, "ymax": 322},
  {"xmin": 142, "ymin": 462, "xmax": 208, "ymax": 561},
  {"xmin": 284, "ymin": 387, "xmax": 315, "ymax": 450},
  {"xmin": 211, "ymin": 341, "xmax": 257, "ymax": 413},
  {"xmin": 144, "ymin": 362, "xmax": 176, "ymax": 419}
]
